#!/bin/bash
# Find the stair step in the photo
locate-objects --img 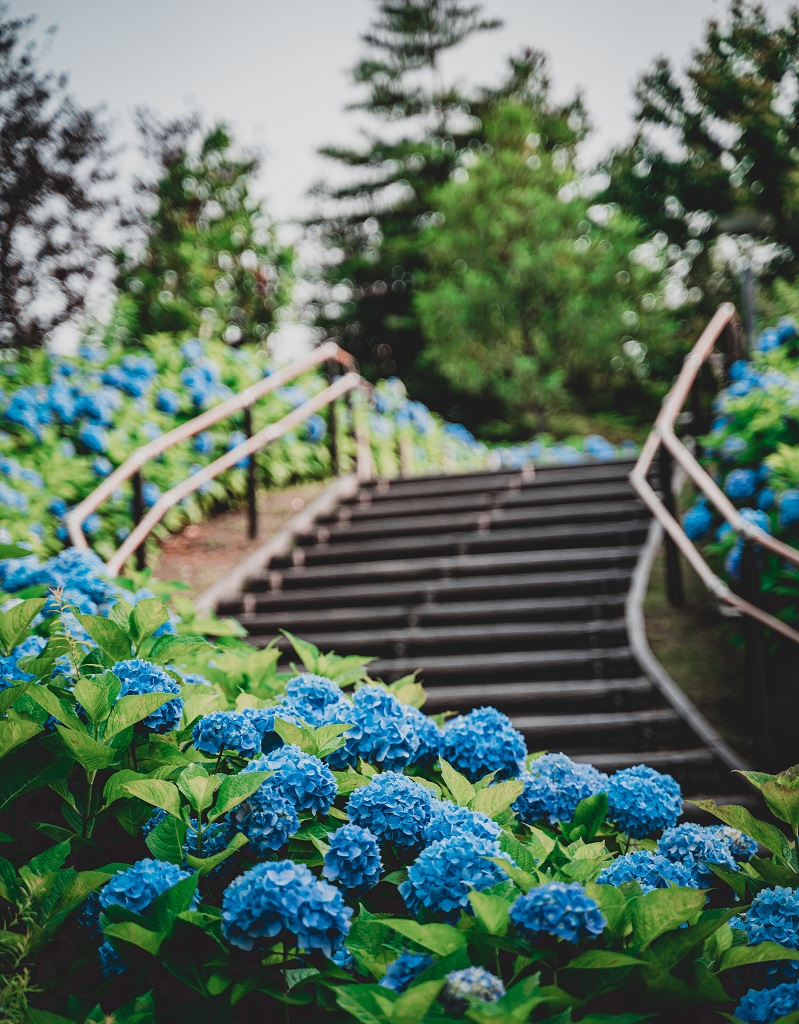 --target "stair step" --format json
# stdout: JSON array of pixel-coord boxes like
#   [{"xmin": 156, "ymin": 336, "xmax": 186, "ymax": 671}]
[
  {"xmin": 512, "ymin": 708, "xmax": 684, "ymax": 751},
  {"xmin": 264, "ymin": 619, "xmax": 628, "ymax": 655},
  {"xmin": 312, "ymin": 501, "xmax": 650, "ymax": 543},
  {"xmin": 423, "ymin": 677, "xmax": 654, "ymax": 712},
  {"xmin": 288, "ymin": 520, "xmax": 649, "ymax": 568},
  {"xmin": 362, "ymin": 646, "xmax": 639, "ymax": 683},
  {"xmin": 226, "ymin": 568, "xmax": 634, "ymax": 614},
  {"xmin": 257, "ymin": 545, "xmax": 641, "ymax": 592},
  {"xmin": 235, "ymin": 593, "xmax": 630, "ymax": 633},
  {"xmin": 573, "ymin": 748, "xmax": 716, "ymax": 772}
]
